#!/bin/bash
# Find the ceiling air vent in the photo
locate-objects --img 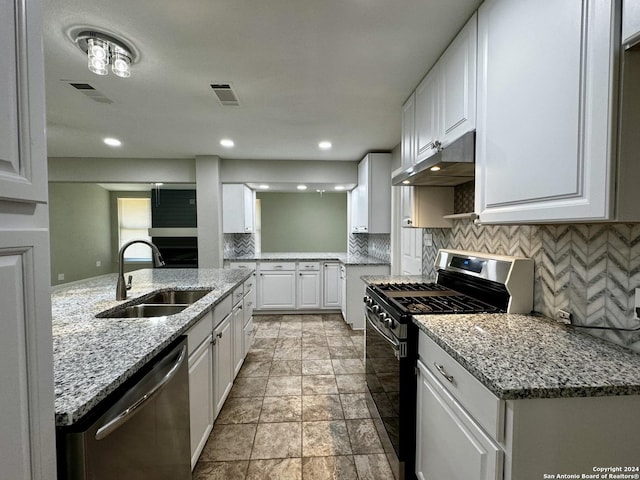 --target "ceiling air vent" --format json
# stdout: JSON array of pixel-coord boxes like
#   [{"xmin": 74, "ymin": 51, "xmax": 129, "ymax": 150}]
[
  {"xmin": 210, "ymin": 83, "xmax": 240, "ymax": 106},
  {"xmin": 67, "ymin": 82, "xmax": 113, "ymax": 104}
]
